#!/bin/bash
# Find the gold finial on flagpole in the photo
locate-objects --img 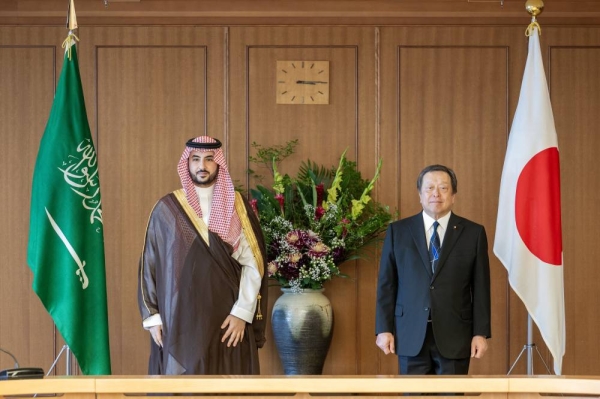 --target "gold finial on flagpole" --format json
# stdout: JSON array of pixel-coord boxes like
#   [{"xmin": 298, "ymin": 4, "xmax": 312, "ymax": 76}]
[
  {"xmin": 525, "ymin": 0, "xmax": 544, "ymax": 36},
  {"xmin": 66, "ymin": 0, "xmax": 78, "ymax": 31},
  {"xmin": 525, "ymin": 0, "xmax": 544, "ymax": 18},
  {"xmin": 63, "ymin": 0, "xmax": 80, "ymax": 59}
]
